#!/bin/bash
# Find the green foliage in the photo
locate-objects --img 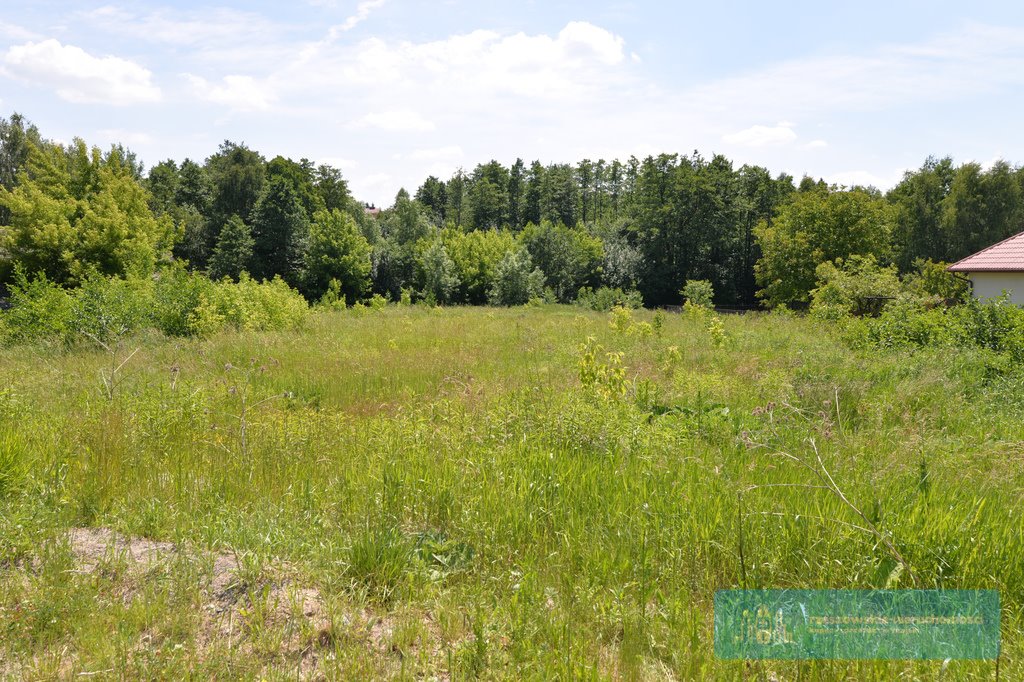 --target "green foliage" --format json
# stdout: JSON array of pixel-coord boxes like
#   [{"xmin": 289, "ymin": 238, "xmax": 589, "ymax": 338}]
[
  {"xmin": 317, "ymin": 279, "xmax": 348, "ymax": 310},
  {"xmin": 72, "ymin": 273, "xmax": 154, "ymax": 345},
  {"xmin": 1, "ymin": 269, "xmax": 309, "ymax": 346},
  {"xmin": 575, "ymin": 286, "xmax": 643, "ymax": 312},
  {"xmin": 681, "ymin": 279, "xmax": 714, "ymax": 308},
  {"xmin": 755, "ymin": 186, "xmax": 895, "ymax": 307},
  {"xmin": 8, "ymin": 116, "xmax": 1024, "ymax": 319},
  {"xmin": 520, "ymin": 220, "xmax": 603, "ymax": 302},
  {"xmin": 652, "ymin": 310, "xmax": 665, "ymax": 336},
  {"xmin": 608, "ymin": 305, "xmax": 633, "ymax": 333},
  {"xmin": 152, "ymin": 263, "xmax": 217, "ymax": 337},
  {"xmin": 173, "ymin": 205, "xmax": 212, "ymax": 269},
  {"xmin": 487, "ymin": 248, "xmax": 545, "ymax": 306},
  {"xmin": 206, "ymin": 141, "xmax": 266, "ymax": 226},
  {"xmin": 195, "ymin": 274, "xmax": 308, "ymax": 334},
  {"xmin": 208, "ymin": 215, "xmax": 254, "ymax": 282},
  {"xmin": 266, "ymin": 155, "xmax": 325, "ymax": 219},
  {"xmin": 707, "ymin": 313, "xmax": 727, "ymax": 349},
  {"xmin": 249, "ymin": 177, "xmax": 309, "ymax": 284},
  {"xmin": 576, "ymin": 336, "xmax": 627, "ymax": 400},
  {"xmin": 903, "ymin": 259, "xmax": 970, "ymax": 303},
  {"xmin": 418, "ymin": 239, "xmax": 460, "ymax": 305},
  {"xmin": 302, "ymin": 209, "xmax": 372, "ymax": 303},
  {"xmin": 809, "ymin": 255, "xmax": 902, "ymax": 320},
  {"xmin": 539, "ymin": 163, "xmax": 578, "ymax": 227},
  {"xmin": 442, "ymin": 228, "xmax": 516, "ymax": 304},
  {"xmin": 0, "ymin": 140, "xmax": 176, "ymax": 285},
  {"xmin": 466, "ymin": 162, "xmax": 509, "ymax": 230},
  {"xmin": 849, "ymin": 295, "xmax": 1024, "ymax": 362},
  {"xmin": 0, "ymin": 268, "xmax": 73, "ymax": 344}
]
